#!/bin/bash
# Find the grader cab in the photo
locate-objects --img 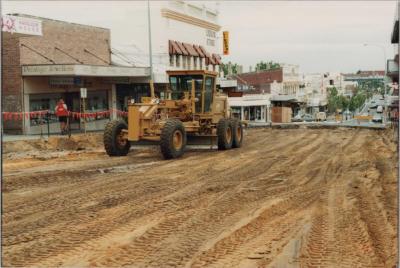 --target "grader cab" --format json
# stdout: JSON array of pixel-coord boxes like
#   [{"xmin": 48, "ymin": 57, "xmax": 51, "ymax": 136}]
[{"xmin": 103, "ymin": 70, "xmax": 243, "ymax": 159}]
